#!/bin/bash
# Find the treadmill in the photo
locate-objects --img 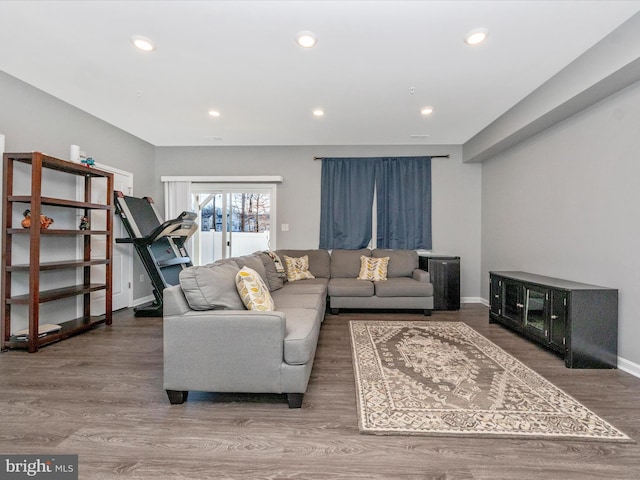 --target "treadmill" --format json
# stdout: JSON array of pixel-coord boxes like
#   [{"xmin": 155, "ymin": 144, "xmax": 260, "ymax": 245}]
[{"xmin": 114, "ymin": 191, "xmax": 197, "ymax": 316}]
